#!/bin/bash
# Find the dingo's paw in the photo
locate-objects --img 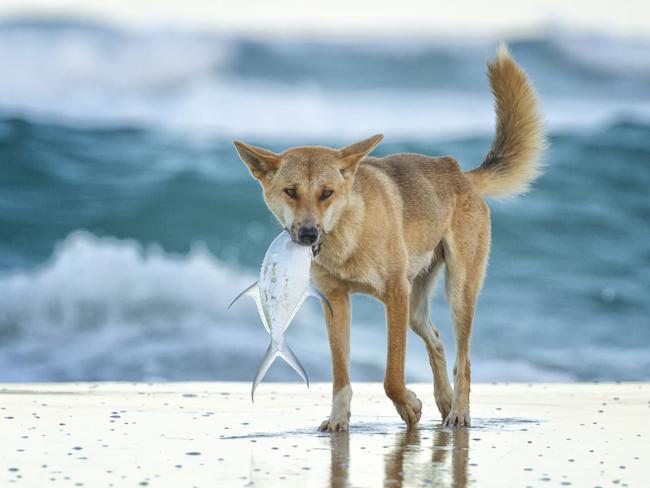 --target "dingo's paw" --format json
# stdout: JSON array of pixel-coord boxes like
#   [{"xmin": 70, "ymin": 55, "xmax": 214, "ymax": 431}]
[
  {"xmin": 318, "ymin": 417, "xmax": 349, "ymax": 432},
  {"xmin": 392, "ymin": 389, "xmax": 422, "ymax": 429},
  {"xmin": 435, "ymin": 389, "xmax": 453, "ymax": 420},
  {"xmin": 319, "ymin": 385, "xmax": 352, "ymax": 433},
  {"xmin": 443, "ymin": 405, "xmax": 471, "ymax": 427}
]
